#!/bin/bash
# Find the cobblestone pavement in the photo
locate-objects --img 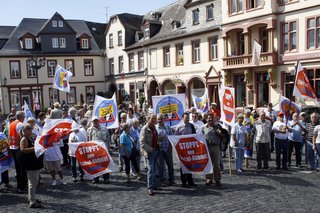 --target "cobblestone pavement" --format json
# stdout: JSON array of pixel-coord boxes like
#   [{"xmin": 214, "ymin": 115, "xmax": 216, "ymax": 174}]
[{"xmin": 1, "ymin": 152, "xmax": 320, "ymax": 213}]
